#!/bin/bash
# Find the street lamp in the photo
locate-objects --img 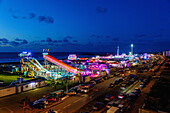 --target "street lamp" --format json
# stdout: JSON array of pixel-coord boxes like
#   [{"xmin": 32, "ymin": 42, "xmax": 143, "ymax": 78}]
[{"xmin": 131, "ymin": 44, "xmax": 133, "ymax": 55}]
